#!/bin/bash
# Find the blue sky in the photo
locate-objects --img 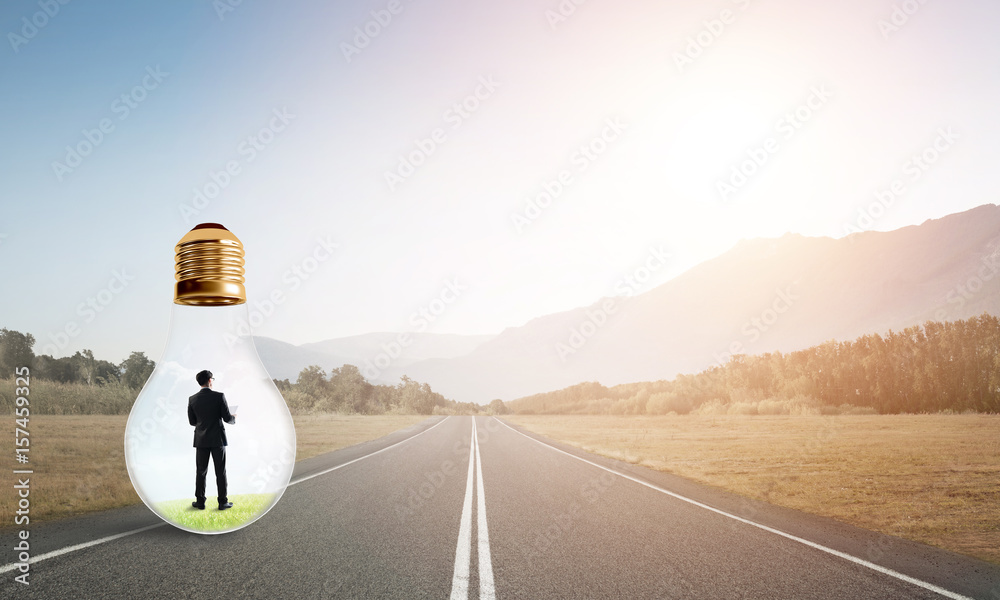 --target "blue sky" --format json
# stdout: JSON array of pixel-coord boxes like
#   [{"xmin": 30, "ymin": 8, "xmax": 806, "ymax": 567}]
[{"xmin": 2, "ymin": 0, "xmax": 999, "ymax": 362}]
